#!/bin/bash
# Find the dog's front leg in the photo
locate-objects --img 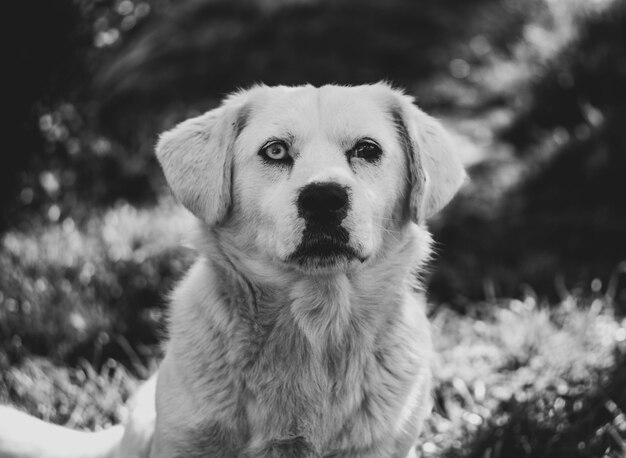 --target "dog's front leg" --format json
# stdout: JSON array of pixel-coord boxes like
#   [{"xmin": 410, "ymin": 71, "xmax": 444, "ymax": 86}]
[
  {"xmin": 150, "ymin": 354, "xmax": 243, "ymax": 458},
  {"xmin": 150, "ymin": 424, "xmax": 242, "ymax": 458}
]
